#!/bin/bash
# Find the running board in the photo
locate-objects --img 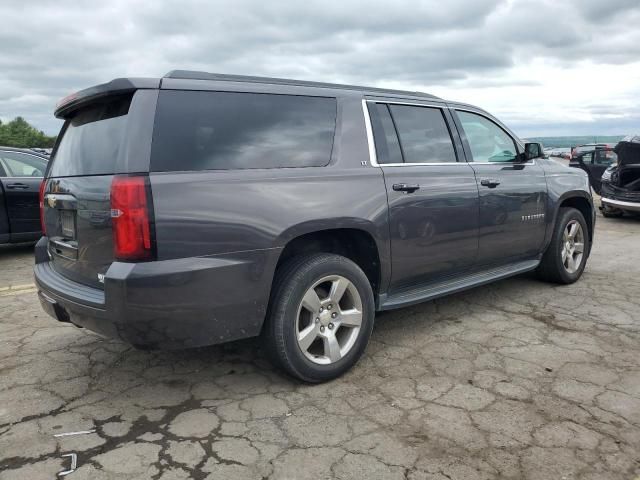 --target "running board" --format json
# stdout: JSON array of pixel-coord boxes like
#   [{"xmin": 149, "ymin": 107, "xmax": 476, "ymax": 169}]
[{"xmin": 379, "ymin": 259, "xmax": 540, "ymax": 311}]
